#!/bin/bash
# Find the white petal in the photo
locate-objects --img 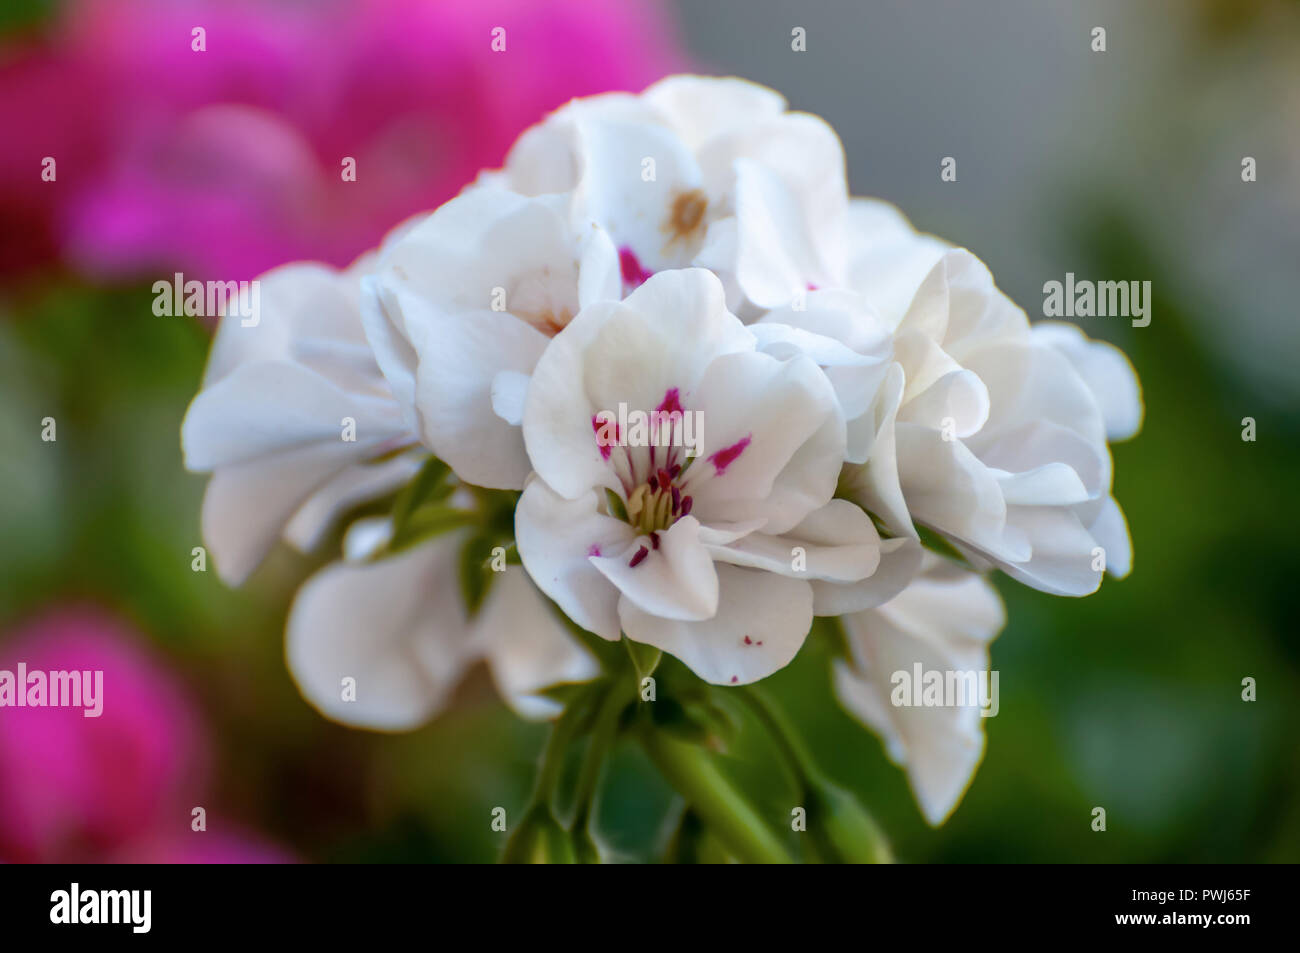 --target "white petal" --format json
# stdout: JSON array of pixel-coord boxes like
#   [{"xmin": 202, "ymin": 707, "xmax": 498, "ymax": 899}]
[
  {"xmin": 893, "ymin": 423, "xmax": 1023, "ymax": 562},
  {"xmin": 182, "ymin": 360, "xmax": 404, "ymax": 471},
  {"xmin": 811, "ymin": 536, "xmax": 924, "ymax": 615},
  {"xmin": 962, "ymin": 341, "xmax": 1106, "ymax": 451},
  {"xmin": 1077, "ymin": 495, "xmax": 1133, "ymax": 578},
  {"xmin": 896, "ymin": 367, "xmax": 990, "ymax": 438},
  {"xmin": 523, "ymin": 269, "xmax": 751, "ymax": 501},
  {"xmin": 975, "ymin": 420, "xmax": 1107, "ymax": 502},
  {"xmin": 619, "ymin": 564, "xmax": 813, "ymax": 685},
  {"xmin": 996, "ymin": 505, "xmax": 1104, "ymax": 596},
  {"xmin": 568, "ymin": 118, "xmax": 704, "ymax": 272},
  {"xmin": 286, "ymin": 537, "xmax": 475, "ymax": 731},
  {"xmin": 643, "ymin": 75, "xmax": 786, "ymax": 151},
  {"xmin": 591, "ymin": 516, "xmax": 719, "ymax": 621},
  {"xmin": 473, "ymin": 567, "xmax": 600, "ymax": 720},
  {"xmin": 203, "ymin": 263, "xmax": 366, "ymax": 387},
  {"xmin": 407, "ymin": 301, "xmax": 547, "ymax": 489},
  {"xmin": 836, "ymin": 560, "xmax": 1005, "ymax": 824},
  {"xmin": 704, "ymin": 114, "xmax": 848, "ymax": 284},
  {"xmin": 490, "ymin": 370, "xmax": 531, "ymax": 427},
  {"xmin": 707, "ymin": 498, "xmax": 881, "ymax": 584},
  {"xmin": 283, "ymin": 454, "xmax": 422, "ymax": 553},
  {"xmin": 844, "ymin": 199, "xmax": 948, "ymax": 329},
  {"xmin": 730, "ymin": 159, "xmax": 821, "ymax": 307},
  {"xmin": 1031, "ymin": 321, "xmax": 1143, "ymax": 441},
  {"xmin": 839, "ymin": 364, "xmax": 913, "ymax": 527},
  {"xmin": 685, "ymin": 350, "xmax": 844, "ymax": 534},
  {"xmin": 514, "ymin": 479, "xmax": 635, "ymax": 640}
]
